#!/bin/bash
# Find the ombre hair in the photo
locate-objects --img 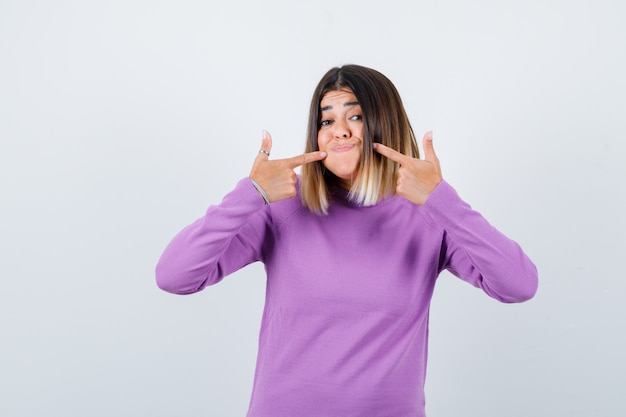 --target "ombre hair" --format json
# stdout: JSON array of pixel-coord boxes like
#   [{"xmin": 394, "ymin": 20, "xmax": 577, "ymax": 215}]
[{"xmin": 300, "ymin": 64, "xmax": 419, "ymax": 214}]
